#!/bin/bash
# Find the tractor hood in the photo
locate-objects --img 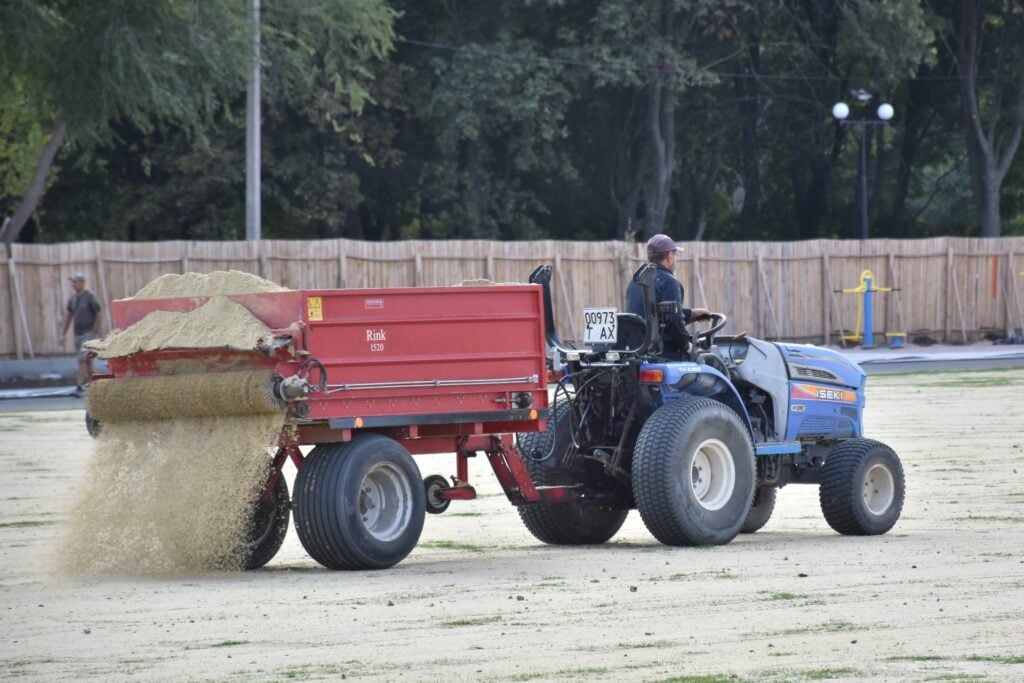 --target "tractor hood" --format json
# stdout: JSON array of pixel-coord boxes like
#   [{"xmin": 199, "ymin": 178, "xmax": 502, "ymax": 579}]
[{"xmin": 775, "ymin": 343, "xmax": 865, "ymax": 389}]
